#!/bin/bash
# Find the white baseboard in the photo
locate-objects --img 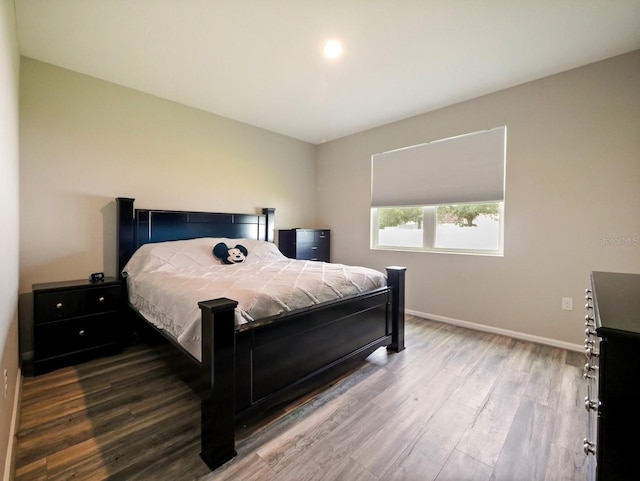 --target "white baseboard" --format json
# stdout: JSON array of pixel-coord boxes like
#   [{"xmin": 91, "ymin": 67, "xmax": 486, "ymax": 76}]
[
  {"xmin": 4, "ymin": 368, "xmax": 21, "ymax": 481},
  {"xmin": 406, "ymin": 309, "xmax": 583, "ymax": 353}
]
